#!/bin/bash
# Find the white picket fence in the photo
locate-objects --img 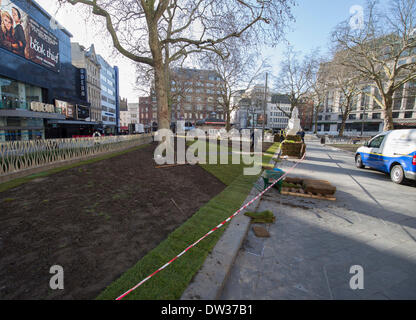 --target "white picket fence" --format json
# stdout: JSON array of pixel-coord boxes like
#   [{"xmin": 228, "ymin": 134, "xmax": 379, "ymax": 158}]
[{"xmin": 0, "ymin": 134, "xmax": 152, "ymax": 176}]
